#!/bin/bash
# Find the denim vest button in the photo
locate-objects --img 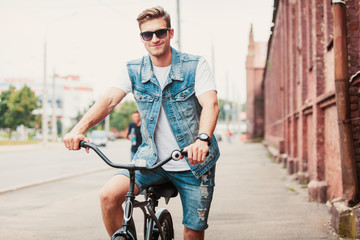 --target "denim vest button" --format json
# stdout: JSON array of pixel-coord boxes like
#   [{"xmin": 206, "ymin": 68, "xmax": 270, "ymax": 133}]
[
  {"xmin": 155, "ymin": 97, "xmax": 158, "ymax": 101},
  {"xmin": 150, "ymin": 116, "xmax": 154, "ymax": 120}
]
